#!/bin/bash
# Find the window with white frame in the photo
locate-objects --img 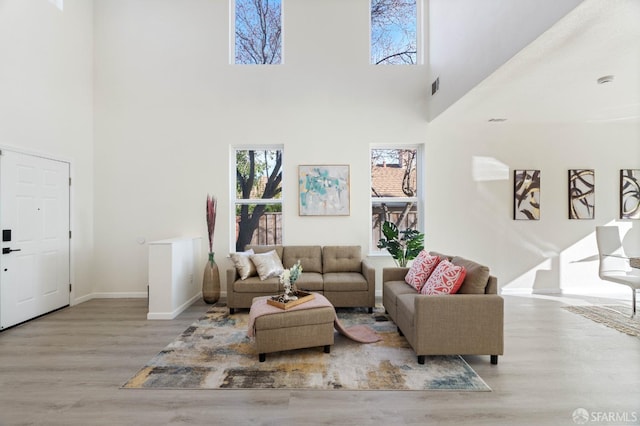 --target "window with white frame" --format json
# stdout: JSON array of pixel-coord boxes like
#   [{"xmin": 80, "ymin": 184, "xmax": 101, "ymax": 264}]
[
  {"xmin": 370, "ymin": 0, "xmax": 417, "ymax": 65},
  {"xmin": 233, "ymin": 148, "xmax": 283, "ymax": 251},
  {"xmin": 371, "ymin": 146, "xmax": 422, "ymax": 251},
  {"xmin": 233, "ymin": 0, "xmax": 282, "ymax": 65}
]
